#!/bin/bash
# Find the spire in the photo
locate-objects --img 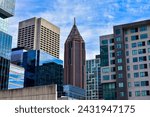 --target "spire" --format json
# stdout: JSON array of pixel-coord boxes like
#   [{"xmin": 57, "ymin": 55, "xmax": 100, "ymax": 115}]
[{"xmin": 74, "ymin": 17, "xmax": 76, "ymax": 25}]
